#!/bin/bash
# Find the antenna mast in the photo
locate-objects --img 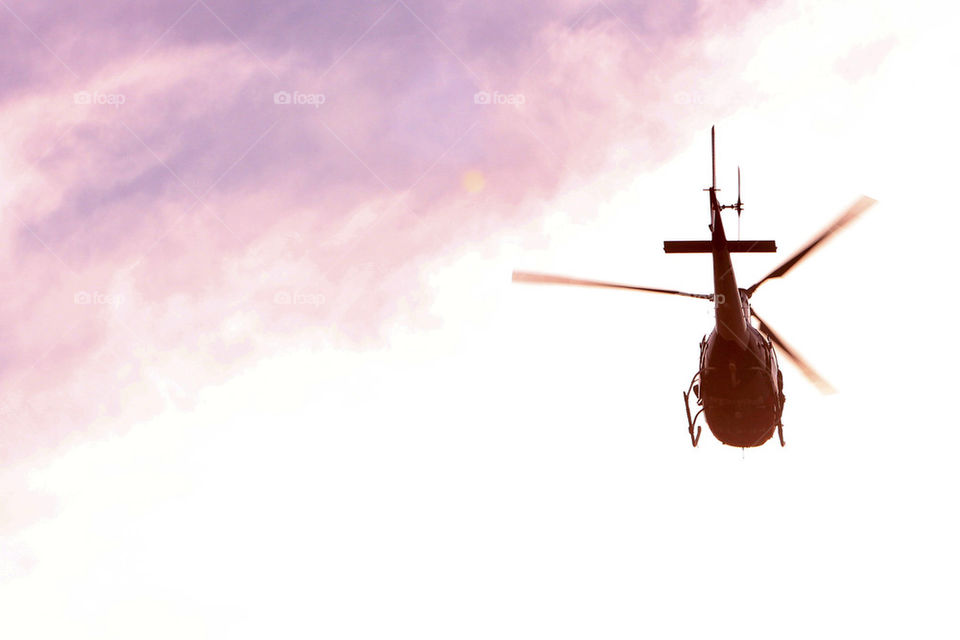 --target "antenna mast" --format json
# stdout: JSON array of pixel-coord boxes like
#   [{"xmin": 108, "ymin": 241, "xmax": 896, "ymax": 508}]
[
  {"xmin": 737, "ymin": 167, "xmax": 742, "ymax": 240},
  {"xmin": 711, "ymin": 126, "xmax": 716, "ymax": 190},
  {"xmin": 712, "ymin": 127, "xmax": 745, "ymax": 234}
]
